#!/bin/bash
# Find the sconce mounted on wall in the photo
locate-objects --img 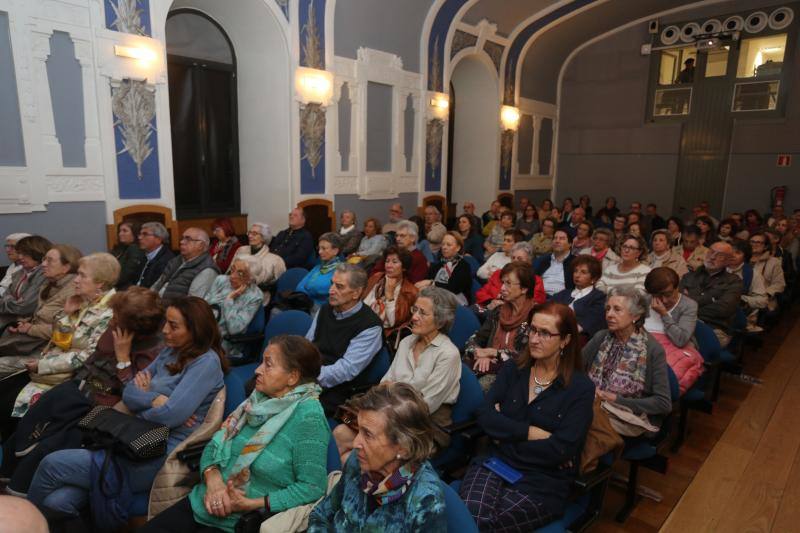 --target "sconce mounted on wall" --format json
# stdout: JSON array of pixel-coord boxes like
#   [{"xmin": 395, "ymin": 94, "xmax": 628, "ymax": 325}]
[
  {"xmin": 295, "ymin": 66, "xmax": 334, "ymax": 107},
  {"xmin": 500, "ymin": 105, "xmax": 521, "ymax": 131},
  {"xmin": 428, "ymin": 91, "xmax": 450, "ymax": 121},
  {"xmin": 114, "ymin": 44, "xmax": 158, "ymax": 63}
]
